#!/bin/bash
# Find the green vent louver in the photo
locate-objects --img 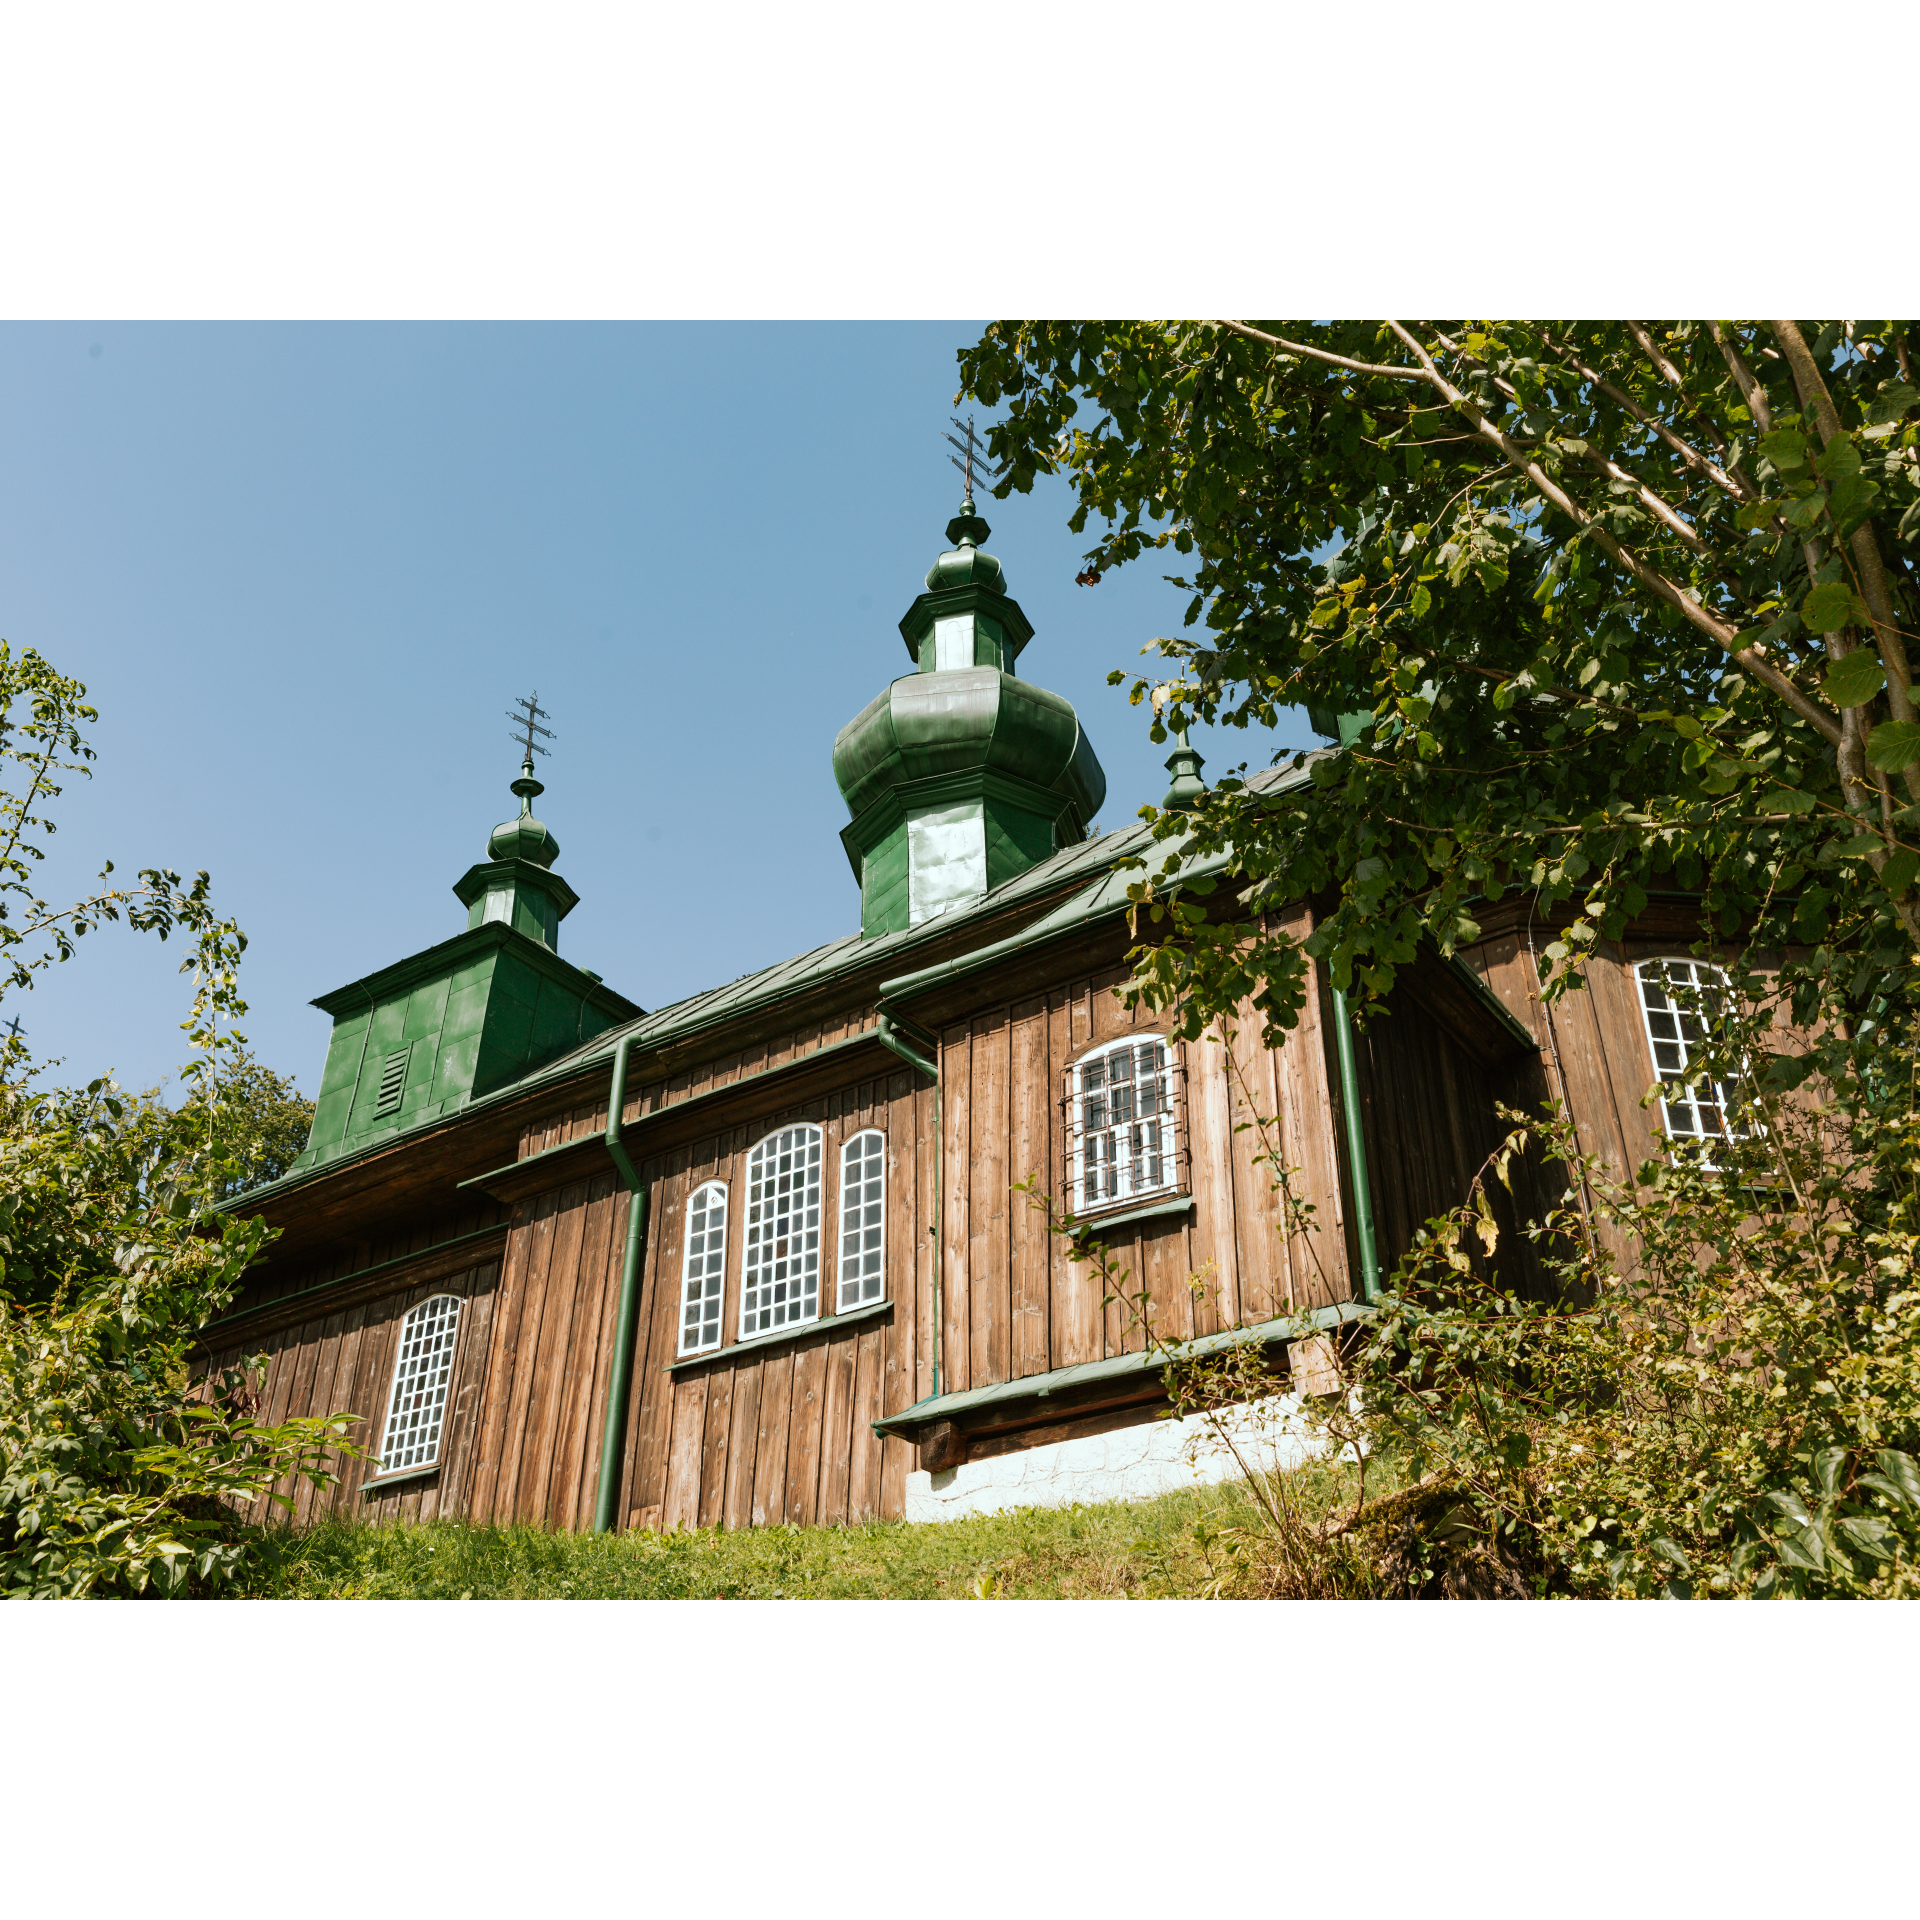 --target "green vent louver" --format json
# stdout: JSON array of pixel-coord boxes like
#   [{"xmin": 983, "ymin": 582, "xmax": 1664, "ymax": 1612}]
[{"xmin": 374, "ymin": 1045, "xmax": 412, "ymax": 1118}]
